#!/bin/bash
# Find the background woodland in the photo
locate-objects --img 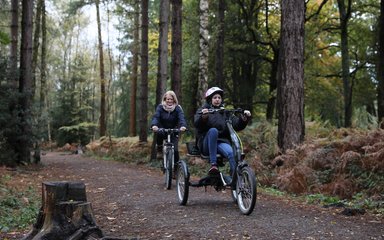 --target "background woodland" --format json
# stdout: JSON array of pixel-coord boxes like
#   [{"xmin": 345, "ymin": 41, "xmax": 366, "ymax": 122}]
[{"xmin": 0, "ymin": 0, "xmax": 383, "ymax": 167}]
